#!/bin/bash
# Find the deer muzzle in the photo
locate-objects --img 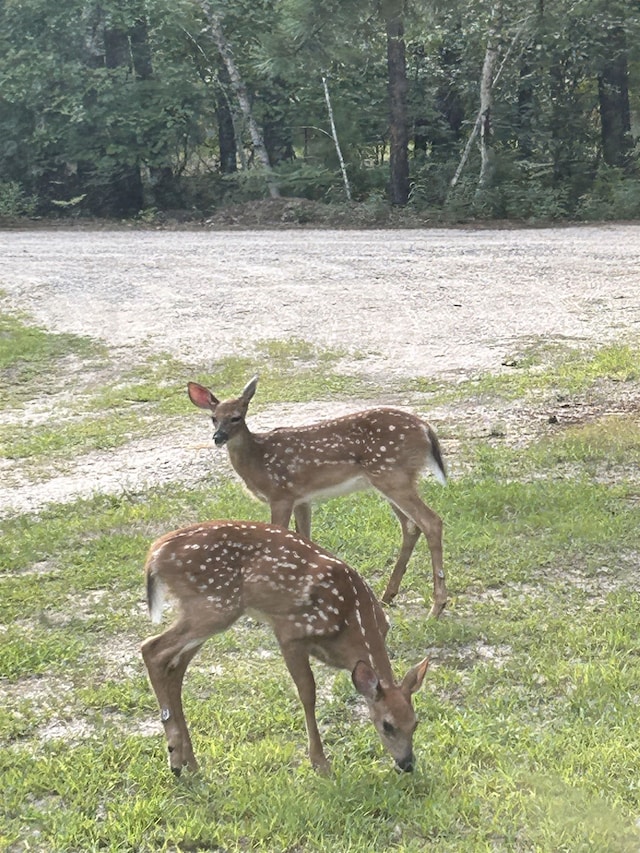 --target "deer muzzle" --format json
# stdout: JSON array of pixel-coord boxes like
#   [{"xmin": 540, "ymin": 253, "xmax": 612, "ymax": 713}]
[
  {"xmin": 395, "ymin": 753, "xmax": 415, "ymax": 773},
  {"xmin": 213, "ymin": 429, "xmax": 229, "ymax": 446}
]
